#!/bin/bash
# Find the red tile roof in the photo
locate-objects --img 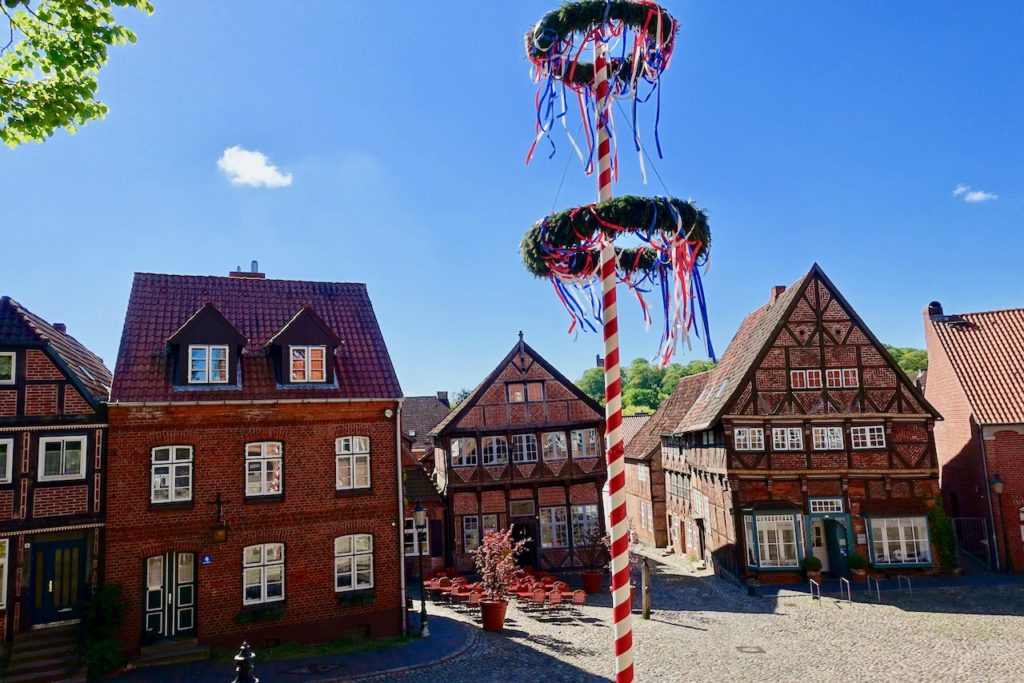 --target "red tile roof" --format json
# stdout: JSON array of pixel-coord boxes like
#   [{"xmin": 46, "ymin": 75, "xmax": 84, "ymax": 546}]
[
  {"xmin": 927, "ymin": 308, "xmax": 1024, "ymax": 425},
  {"xmin": 620, "ymin": 413, "xmax": 652, "ymax": 449},
  {"xmin": 111, "ymin": 273, "xmax": 401, "ymax": 402},
  {"xmin": 625, "ymin": 372, "xmax": 711, "ymax": 461},
  {"xmin": 0, "ymin": 296, "xmax": 112, "ymax": 402}
]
